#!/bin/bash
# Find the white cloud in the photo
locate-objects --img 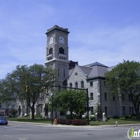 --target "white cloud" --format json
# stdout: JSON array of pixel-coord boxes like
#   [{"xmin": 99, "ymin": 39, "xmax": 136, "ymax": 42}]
[{"xmin": 69, "ymin": 25, "xmax": 140, "ymax": 66}]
